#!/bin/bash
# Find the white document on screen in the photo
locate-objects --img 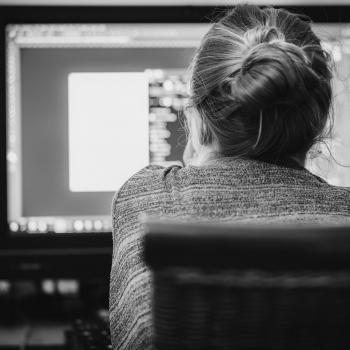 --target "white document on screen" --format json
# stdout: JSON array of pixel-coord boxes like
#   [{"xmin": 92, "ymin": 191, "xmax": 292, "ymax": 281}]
[{"xmin": 68, "ymin": 72, "xmax": 149, "ymax": 192}]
